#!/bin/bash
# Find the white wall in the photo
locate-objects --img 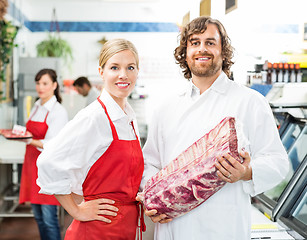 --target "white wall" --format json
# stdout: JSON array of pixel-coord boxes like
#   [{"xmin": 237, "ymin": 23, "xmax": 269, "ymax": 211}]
[
  {"xmin": 9, "ymin": 0, "xmax": 307, "ymax": 82},
  {"xmin": 6, "ymin": 0, "xmax": 189, "ymax": 122},
  {"xmin": 23, "ymin": 0, "xmax": 187, "ymax": 23},
  {"xmin": 6, "ymin": 0, "xmax": 307, "ymax": 121}
]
